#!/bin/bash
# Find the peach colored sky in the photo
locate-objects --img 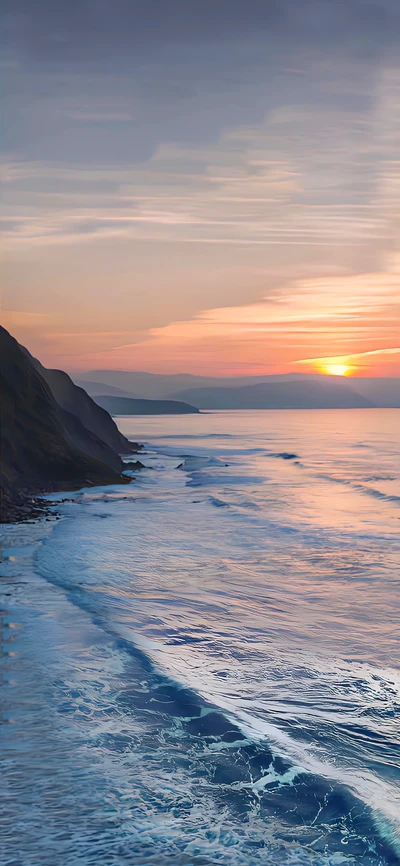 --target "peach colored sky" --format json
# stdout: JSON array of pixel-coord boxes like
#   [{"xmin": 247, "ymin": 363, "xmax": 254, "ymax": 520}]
[{"xmin": 1, "ymin": 2, "xmax": 400, "ymax": 377}]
